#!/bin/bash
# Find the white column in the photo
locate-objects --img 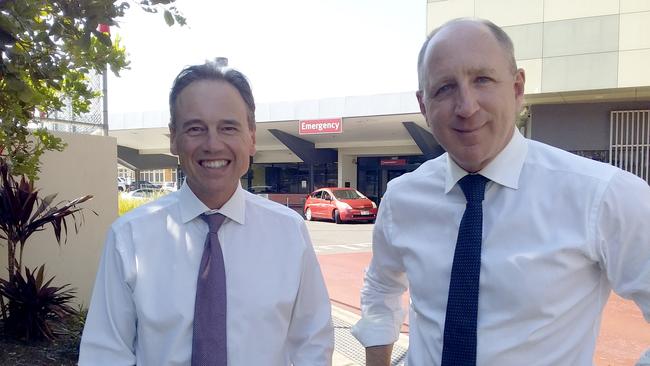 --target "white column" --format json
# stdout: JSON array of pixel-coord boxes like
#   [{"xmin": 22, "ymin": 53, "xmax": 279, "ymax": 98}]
[{"xmin": 337, "ymin": 150, "xmax": 357, "ymax": 189}]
